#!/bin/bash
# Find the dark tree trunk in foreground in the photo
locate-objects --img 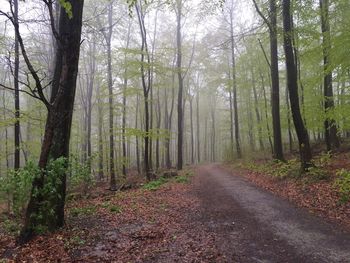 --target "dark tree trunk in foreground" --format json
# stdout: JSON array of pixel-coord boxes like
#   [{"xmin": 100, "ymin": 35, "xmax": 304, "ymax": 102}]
[
  {"xmin": 282, "ymin": 0, "xmax": 312, "ymax": 171},
  {"xmin": 320, "ymin": 0, "xmax": 340, "ymax": 151},
  {"xmin": 13, "ymin": 0, "xmax": 20, "ymax": 170},
  {"xmin": 20, "ymin": 0, "xmax": 84, "ymax": 242},
  {"xmin": 176, "ymin": 0, "xmax": 184, "ymax": 170}
]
